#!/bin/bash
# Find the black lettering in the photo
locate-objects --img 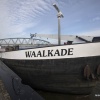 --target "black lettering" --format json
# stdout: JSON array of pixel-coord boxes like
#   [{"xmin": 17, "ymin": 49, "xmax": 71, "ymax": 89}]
[
  {"xmin": 32, "ymin": 51, "xmax": 36, "ymax": 57},
  {"xmin": 37, "ymin": 51, "xmax": 42, "ymax": 57},
  {"xmin": 43, "ymin": 50, "xmax": 47, "ymax": 57},
  {"xmin": 48, "ymin": 50, "xmax": 53, "ymax": 56},
  {"xmin": 68, "ymin": 48, "xmax": 73, "ymax": 55},
  {"xmin": 25, "ymin": 48, "xmax": 73, "ymax": 58},
  {"xmin": 61, "ymin": 49, "xmax": 67, "ymax": 56},
  {"xmin": 54, "ymin": 49, "xmax": 60, "ymax": 56},
  {"xmin": 25, "ymin": 51, "xmax": 32, "ymax": 57}
]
